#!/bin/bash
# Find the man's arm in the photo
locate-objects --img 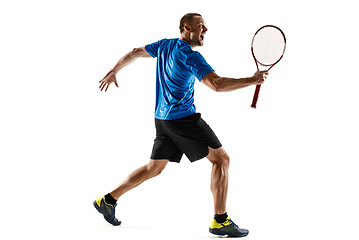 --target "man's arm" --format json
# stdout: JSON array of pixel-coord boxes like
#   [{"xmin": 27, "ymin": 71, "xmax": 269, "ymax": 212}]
[
  {"xmin": 99, "ymin": 46, "xmax": 152, "ymax": 92},
  {"xmin": 201, "ymin": 71, "xmax": 267, "ymax": 92},
  {"xmin": 111, "ymin": 46, "xmax": 152, "ymax": 74}
]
